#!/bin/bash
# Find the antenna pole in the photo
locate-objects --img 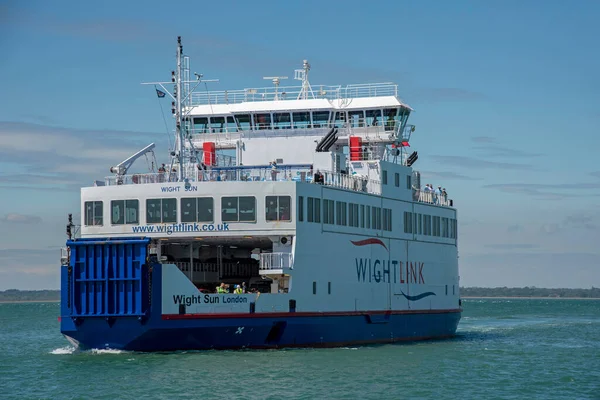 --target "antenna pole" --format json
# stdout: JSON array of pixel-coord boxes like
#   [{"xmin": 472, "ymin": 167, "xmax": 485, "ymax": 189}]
[{"xmin": 175, "ymin": 36, "xmax": 184, "ymax": 181}]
